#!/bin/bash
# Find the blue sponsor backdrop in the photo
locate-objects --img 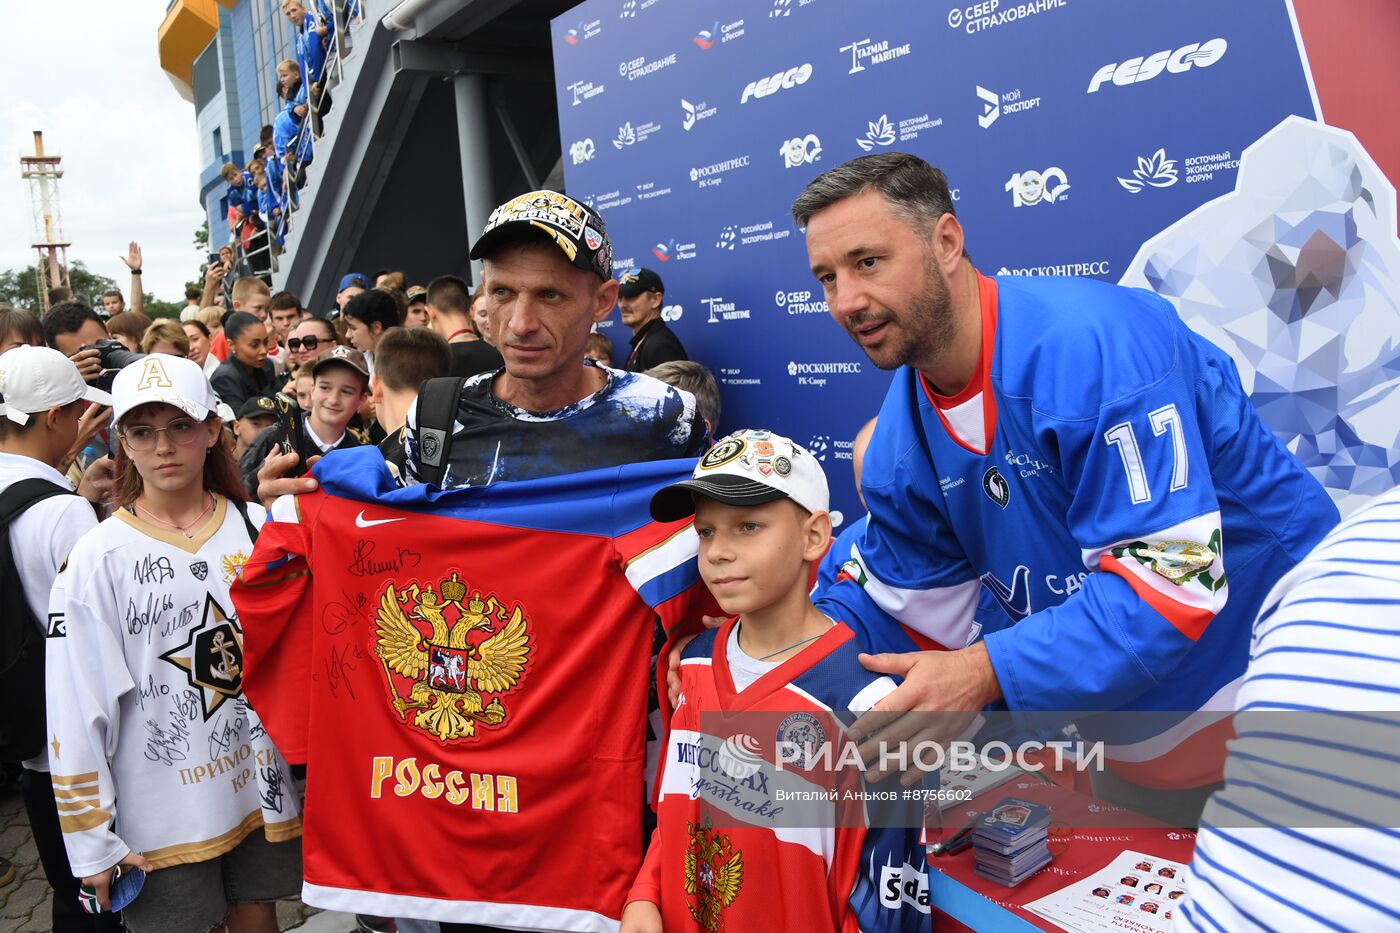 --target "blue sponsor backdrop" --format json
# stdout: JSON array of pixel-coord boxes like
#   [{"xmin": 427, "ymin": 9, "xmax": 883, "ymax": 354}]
[{"xmin": 551, "ymin": 0, "xmax": 1317, "ymax": 522}]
